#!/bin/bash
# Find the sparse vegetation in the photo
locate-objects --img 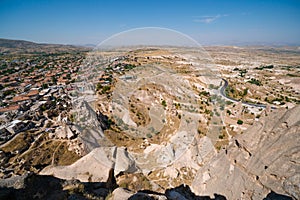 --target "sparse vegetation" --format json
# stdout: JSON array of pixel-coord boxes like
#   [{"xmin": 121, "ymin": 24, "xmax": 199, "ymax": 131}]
[
  {"xmin": 248, "ymin": 78, "xmax": 262, "ymax": 86},
  {"xmin": 101, "ymin": 85, "xmax": 111, "ymax": 94},
  {"xmin": 226, "ymin": 110, "xmax": 231, "ymax": 115},
  {"xmin": 254, "ymin": 65, "xmax": 274, "ymax": 70},
  {"xmin": 1, "ymin": 40, "xmax": 300, "ymax": 198}
]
